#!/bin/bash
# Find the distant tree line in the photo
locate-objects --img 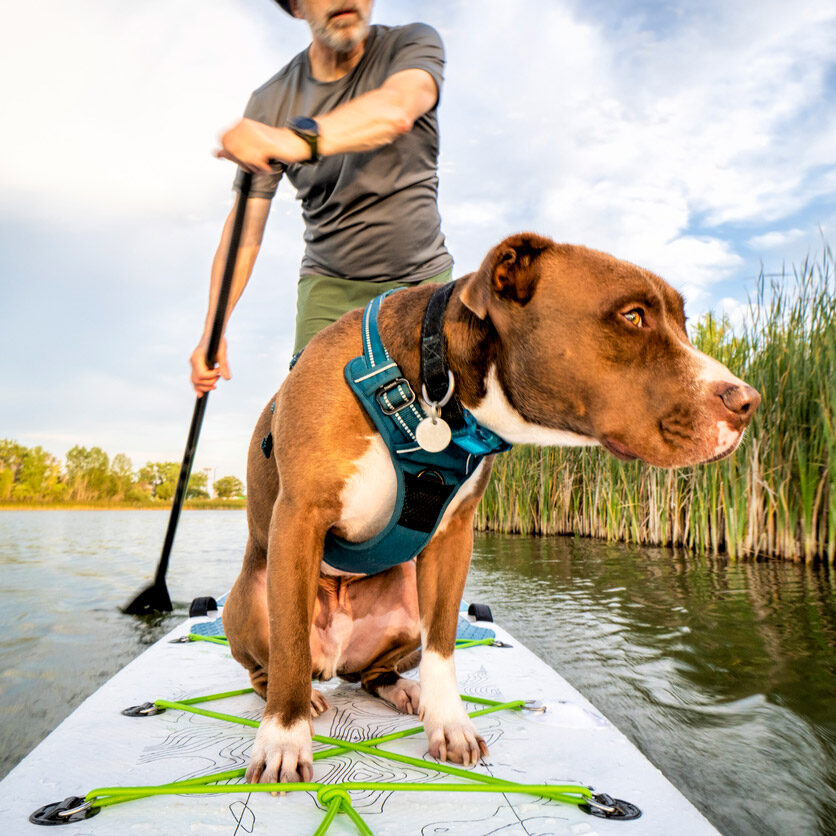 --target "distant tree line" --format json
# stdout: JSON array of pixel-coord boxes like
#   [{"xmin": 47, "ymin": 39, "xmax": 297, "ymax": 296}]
[{"xmin": 0, "ymin": 440, "xmax": 244, "ymax": 504}]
